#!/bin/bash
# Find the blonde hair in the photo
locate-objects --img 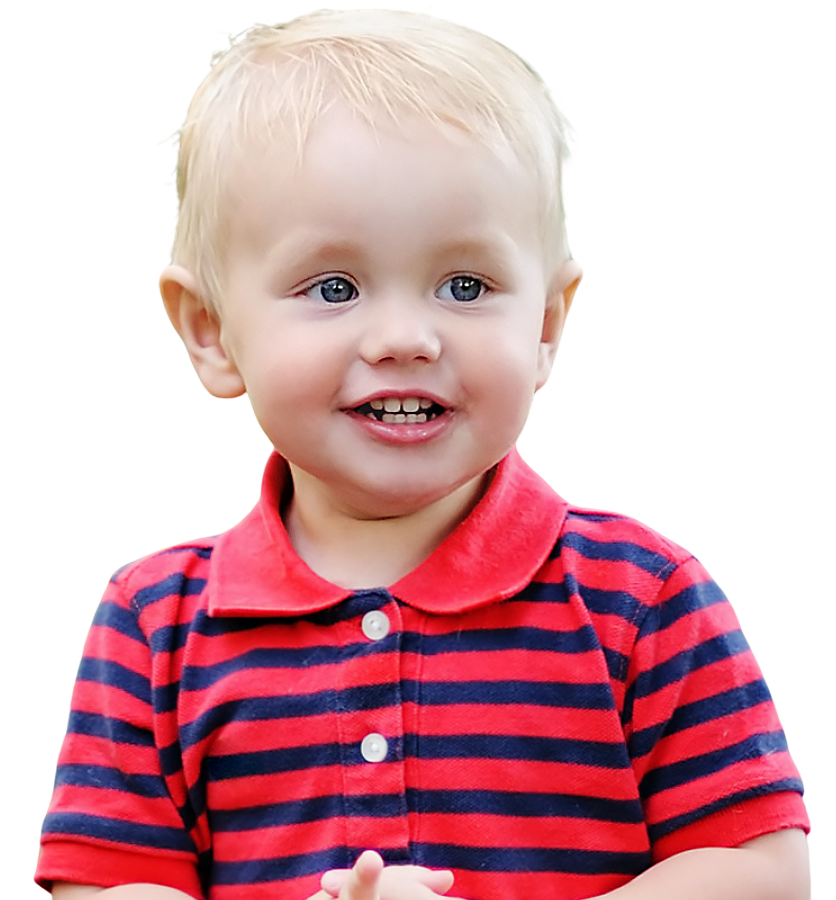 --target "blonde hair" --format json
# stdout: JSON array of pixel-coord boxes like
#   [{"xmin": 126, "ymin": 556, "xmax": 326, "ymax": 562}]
[{"xmin": 172, "ymin": 9, "xmax": 571, "ymax": 310}]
